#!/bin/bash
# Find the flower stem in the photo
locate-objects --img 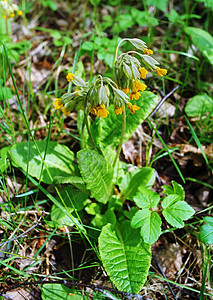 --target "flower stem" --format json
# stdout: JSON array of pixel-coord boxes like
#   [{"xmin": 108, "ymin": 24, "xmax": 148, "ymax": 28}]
[
  {"xmin": 114, "ymin": 38, "xmax": 128, "ymax": 63},
  {"xmin": 113, "ymin": 102, "xmax": 126, "ymax": 168},
  {"xmin": 83, "ymin": 107, "xmax": 98, "ymax": 152}
]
